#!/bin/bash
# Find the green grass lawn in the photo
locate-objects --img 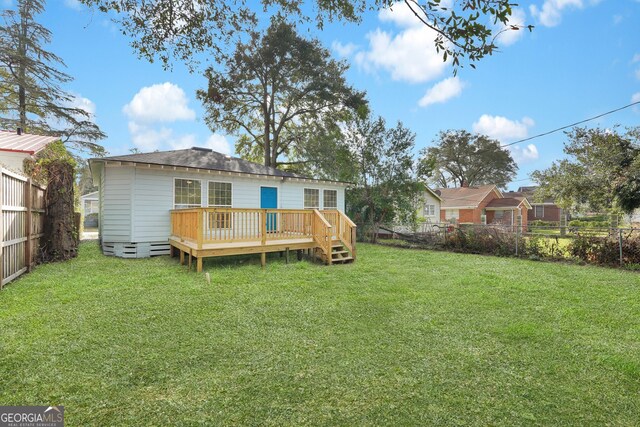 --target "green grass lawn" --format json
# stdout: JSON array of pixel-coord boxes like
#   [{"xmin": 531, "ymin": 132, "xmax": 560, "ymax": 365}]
[{"xmin": 1, "ymin": 243, "xmax": 639, "ymax": 426}]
